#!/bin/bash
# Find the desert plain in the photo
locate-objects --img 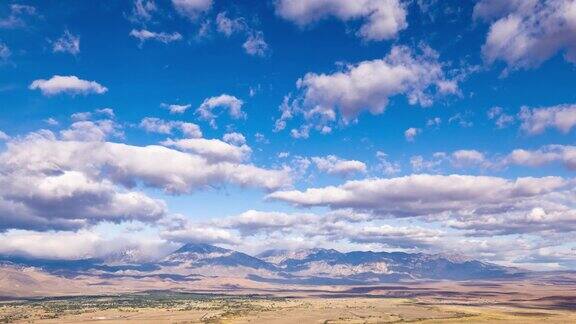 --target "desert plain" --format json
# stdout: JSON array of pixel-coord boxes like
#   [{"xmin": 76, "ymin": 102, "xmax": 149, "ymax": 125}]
[{"xmin": 1, "ymin": 268, "xmax": 575, "ymax": 323}]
